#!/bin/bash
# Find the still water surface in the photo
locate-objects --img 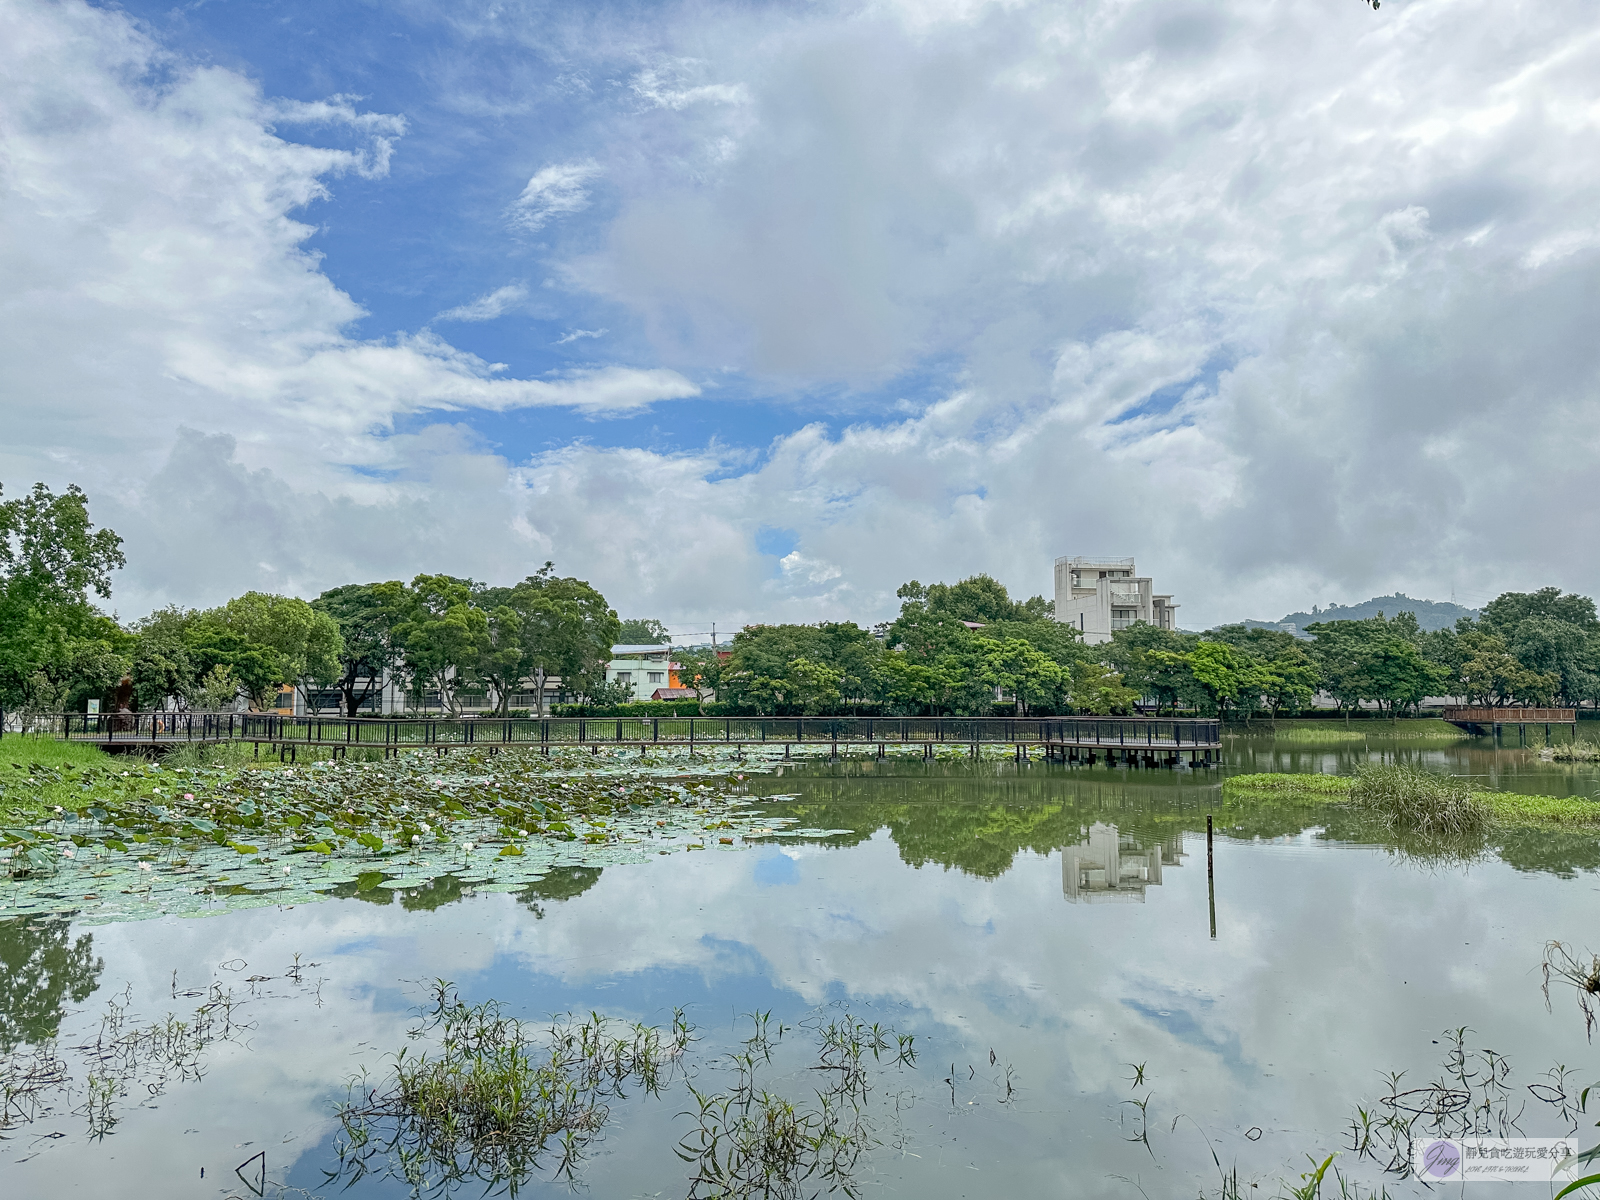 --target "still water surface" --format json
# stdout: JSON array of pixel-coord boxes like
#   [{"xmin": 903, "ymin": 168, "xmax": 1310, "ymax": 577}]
[{"xmin": 5, "ymin": 735, "xmax": 1599, "ymax": 1198}]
